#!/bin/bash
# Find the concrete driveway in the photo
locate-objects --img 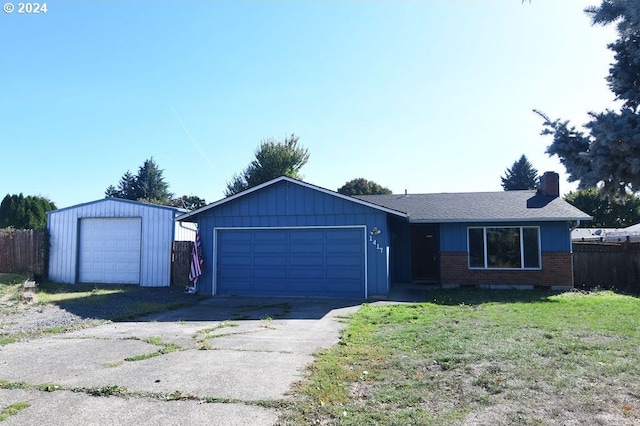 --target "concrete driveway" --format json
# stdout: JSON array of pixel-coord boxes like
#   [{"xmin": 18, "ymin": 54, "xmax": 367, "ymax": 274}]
[{"xmin": 0, "ymin": 297, "xmax": 363, "ymax": 426}]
